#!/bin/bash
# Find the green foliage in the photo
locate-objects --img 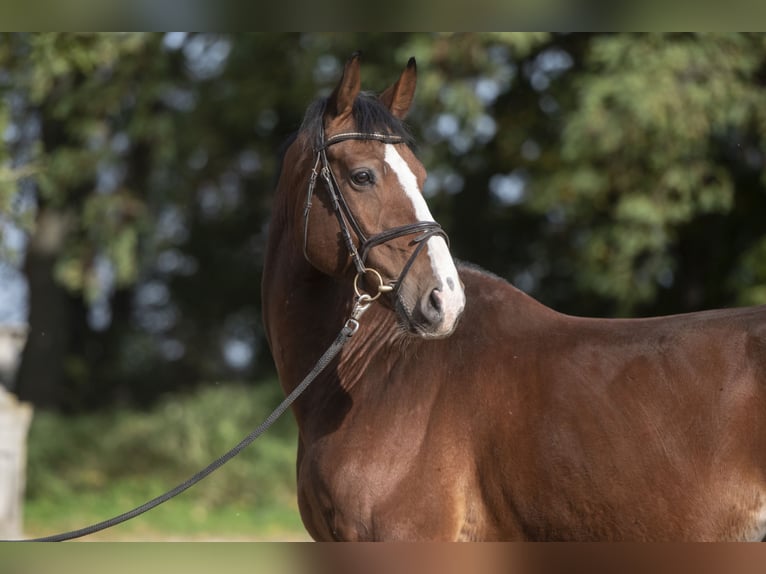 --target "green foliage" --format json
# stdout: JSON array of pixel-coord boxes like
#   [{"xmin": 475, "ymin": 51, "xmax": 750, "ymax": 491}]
[
  {"xmin": 25, "ymin": 382, "xmax": 303, "ymax": 538},
  {"xmin": 528, "ymin": 33, "xmax": 766, "ymax": 313},
  {"xmin": 1, "ymin": 33, "xmax": 159, "ymax": 302}
]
